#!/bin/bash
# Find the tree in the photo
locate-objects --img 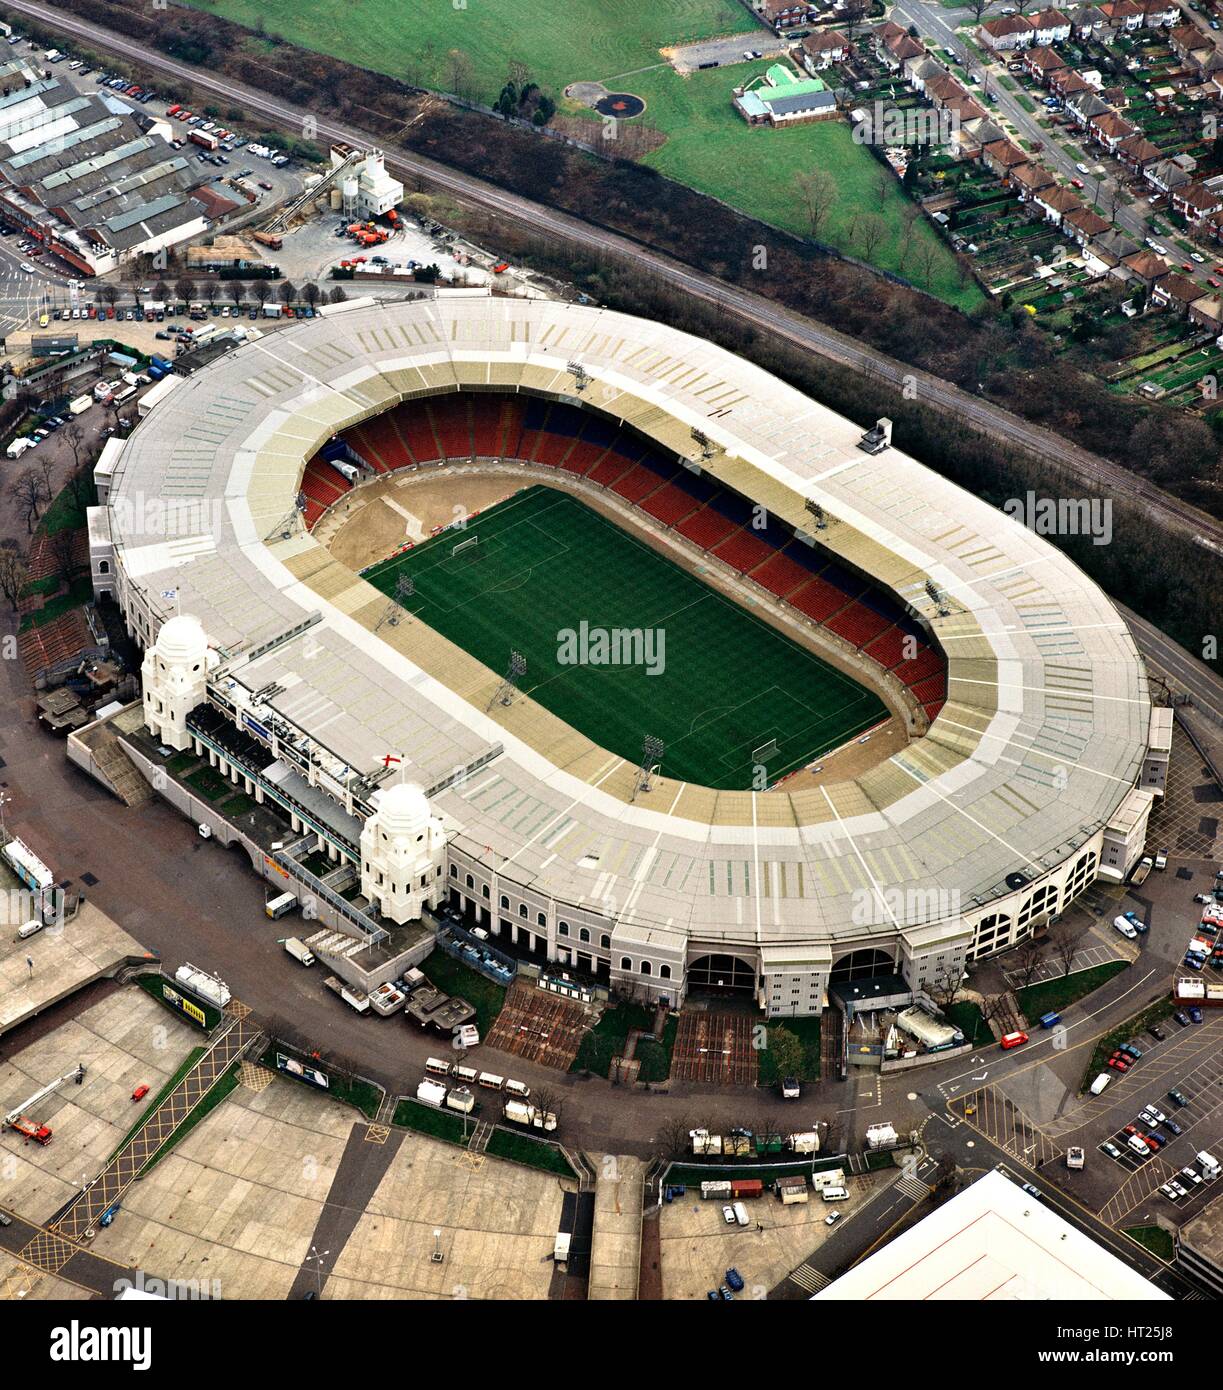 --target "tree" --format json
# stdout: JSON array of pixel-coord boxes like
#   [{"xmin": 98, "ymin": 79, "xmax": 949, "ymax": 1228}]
[
  {"xmin": 47, "ymin": 527, "xmax": 77, "ymax": 586},
  {"xmin": 967, "ymin": 0, "xmax": 996, "ymax": 22},
  {"xmin": 764, "ymin": 1024, "xmax": 805, "ymax": 1081},
  {"xmin": 795, "ymin": 168, "xmax": 838, "ymax": 241},
  {"xmin": 328, "ymin": 285, "xmax": 348, "ymax": 304},
  {"xmin": 154, "ymin": 278, "xmax": 170, "ymax": 304},
  {"xmin": 204, "ymin": 280, "xmax": 219, "ymax": 307},
  {"xmin": 278, "ymin": 279, "xmax": 297, "ymax": 306},
  {"xmin": 302, "ymin": 281, "xmax": 321, "ymax": 309},
  {"xmin": 1047, "ymin": 921, "xmax": 1085, "ymax": 978},
  {"xmin": 252, "ymin": 279, "xmax": 272, "ymax": 308},
  {"xmin": 9, "ymin": 468, "xmax": 49, "ymax": 534},
  {"xmin": 0, "ymin": 544, "xmax": 26, "ymax": 612},
  {"xmin": 445, "ymin": 48, "xmax": 474, "ymax": 99},
  {"xmin": 855, "ymin": 211, "xmax": 887, "ymax": 263},
  {"xmin": 653, "ymin": 1114, "xmax": 695, "ymax": 1164},
  {"xmin": 99, "ymin": 284, "xmax": 118, "ymax": 308},
  {"xmin": 1012, "ymin": 937, "xmax": 1046, "ymax": 990},
  {"xmin": 228, "ymin": 279, "xmax": 246, "ymax": 308},
  {"xmin": 175, "ymin": 275, "xmax": 196, "ymax": 305},
  {"xmin": 930, "ymin": 963, "xmax": 966, "ymax": 1011}
]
